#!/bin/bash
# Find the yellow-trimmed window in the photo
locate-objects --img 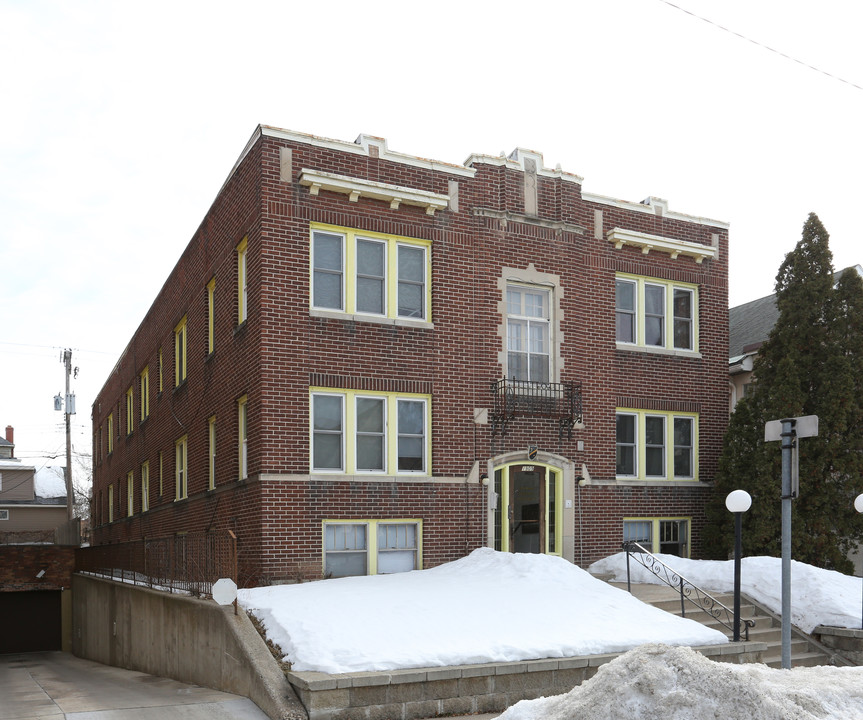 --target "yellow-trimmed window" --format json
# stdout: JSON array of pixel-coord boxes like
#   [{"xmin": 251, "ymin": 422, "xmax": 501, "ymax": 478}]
[
  {"xmin": 615, "ymin": 274, "xmax": 698, "ymax": 352},
  {"xmin": 175, "ymin": 435, "xmax": 188, "ymax": 500},
  {"xmin": 126, "ymin": 470, "xmax": 134, "ymax": 516},
  {"xmin": 311, "ymin": 388, "xmax": 431, "ymax": 475},
  {"xmin": 207, "ymin": 277, "xmax": 216, "ymax": 354},
  {"xmin": 624, "ymin": 517, "xmax": 691, "ymax": 557},
  {"xmin": 616, "ymin": 409, "xmax": 698, "ymax": 480},
  {"xmin": 208, "ymin": 415, "xmax": 216, "ymax": 490},
  {"xmin": 125, "ymin": 387, "xmax": 134, "ymax": 435},
  {"xmin": 107, "ymin": 413, "xmax": 114, "ymax": 453},
  {"xmin": 108, "ymin": 484, "xmax": 114, "ymax": 523},
  {"xmin": 174, "ymin": 316, "xmax": 187, "ymax": 386},
  {"xmin": 323, "ymin": 519, "xmax": 422, "ymax": 577},
  {"xmin": 238, "ymin": 395, "xmax": 248, "ymax": 480},
  {"xmin": 140, "ymin": 366, "xmax": 150, "ymax": 421},
  {"xmin": 141, "ymin": 461, "xmax": 150, "ymax": 512},
  {"xmin": 237, "ymin": 237, "xmax": 248, "ymax": 325},
  {"xmin": 311, "ymin": 224, "xmax": 431, "ymax": 322}
]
